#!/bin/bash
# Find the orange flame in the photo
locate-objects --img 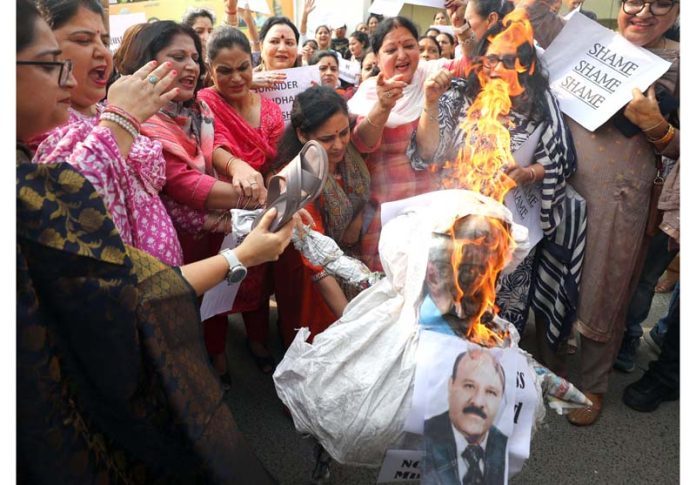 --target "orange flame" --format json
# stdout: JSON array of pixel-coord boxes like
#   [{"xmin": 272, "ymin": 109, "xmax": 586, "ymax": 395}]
[{"xmin": 444, "ymin": 10, "xmax": 535, "ymax": 347}]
